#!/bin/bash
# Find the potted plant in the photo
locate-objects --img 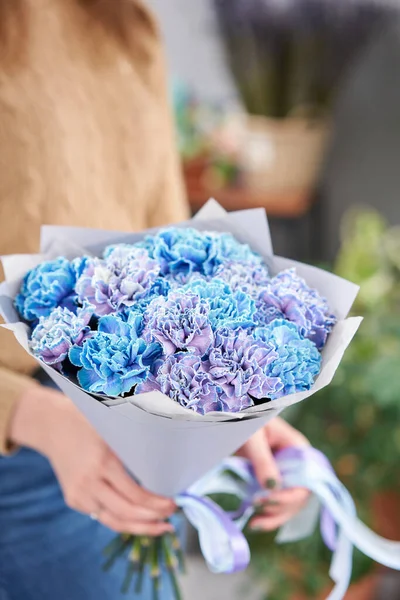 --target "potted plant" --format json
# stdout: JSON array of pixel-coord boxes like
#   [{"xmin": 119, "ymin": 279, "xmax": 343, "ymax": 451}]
[
  {"xmin": 213, "ymin": 0, "xmax": 393, "ymax": 196},
  {"xmin": 246, "ymin": 208, "xmax": 400, "ymax": 599}
]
